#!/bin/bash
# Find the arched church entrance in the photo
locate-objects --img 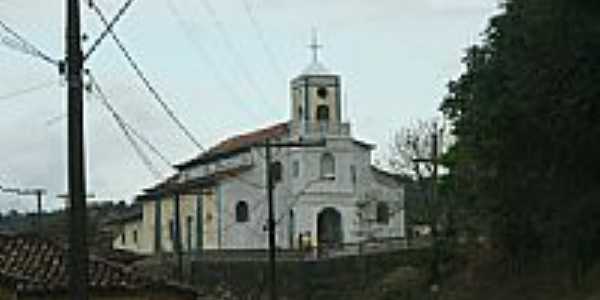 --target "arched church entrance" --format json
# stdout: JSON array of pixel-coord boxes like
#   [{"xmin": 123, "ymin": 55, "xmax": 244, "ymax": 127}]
[{"xmin": 317, "ymin": 207, "xmax": 343, "ymax": 248}]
